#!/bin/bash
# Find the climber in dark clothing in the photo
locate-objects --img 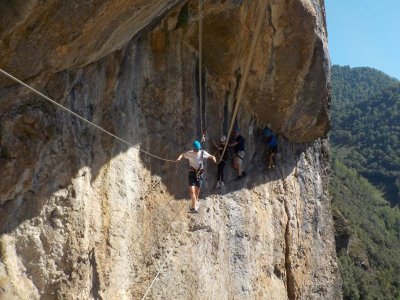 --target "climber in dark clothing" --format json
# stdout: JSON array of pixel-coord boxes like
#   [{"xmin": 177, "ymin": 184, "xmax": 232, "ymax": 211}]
[
  {"xmin": 229, "ymin": 128, "xmax": 246, "ymax": 180},
  {"xmin": 214, "ymin": 135, "xmax": 228, "ymax": 188},
  {"xmin": 264, "ymin": 128, "xmax": 278, "ymax": 169}
]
